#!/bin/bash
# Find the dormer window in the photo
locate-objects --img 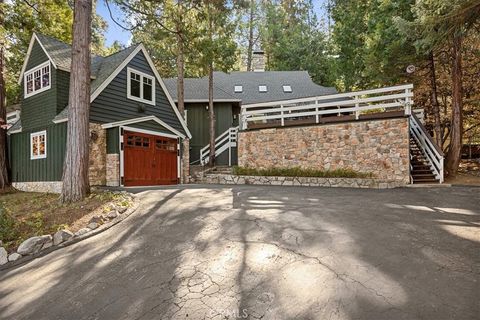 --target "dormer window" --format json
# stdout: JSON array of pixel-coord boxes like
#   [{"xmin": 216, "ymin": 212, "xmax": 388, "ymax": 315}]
[
  {"xmin": 234, "ymin": 85, "xmax": 243, "ymax": 93},
  {"xmin": 24, "ymin": 61, "xmax": 51, "ymax": 98},
  {"xmin": 259, "ymin": 85, "xmax": 267, "ymax": 92},
  {"xmin": 127, "ymin": 67, "xmax": 155, "ymax": 105},
  {"xmin": 283, "ymin": 85, "xmax": 292, "ymax": 92}
]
